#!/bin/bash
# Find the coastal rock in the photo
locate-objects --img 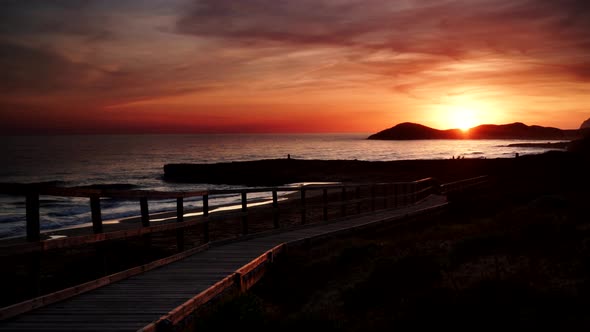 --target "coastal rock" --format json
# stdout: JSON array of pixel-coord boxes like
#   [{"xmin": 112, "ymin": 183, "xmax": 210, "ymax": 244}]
[
  {"xmin": 368, "ymin": 122, "xmax": 463, "ymax": 140},
  {"xmin": 581, "ymin": 118, "xmax": 590, "ymax": 129},
  {"xmin": 506, "ymin": 142, "xmax": 568, "ymax": 149}
]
